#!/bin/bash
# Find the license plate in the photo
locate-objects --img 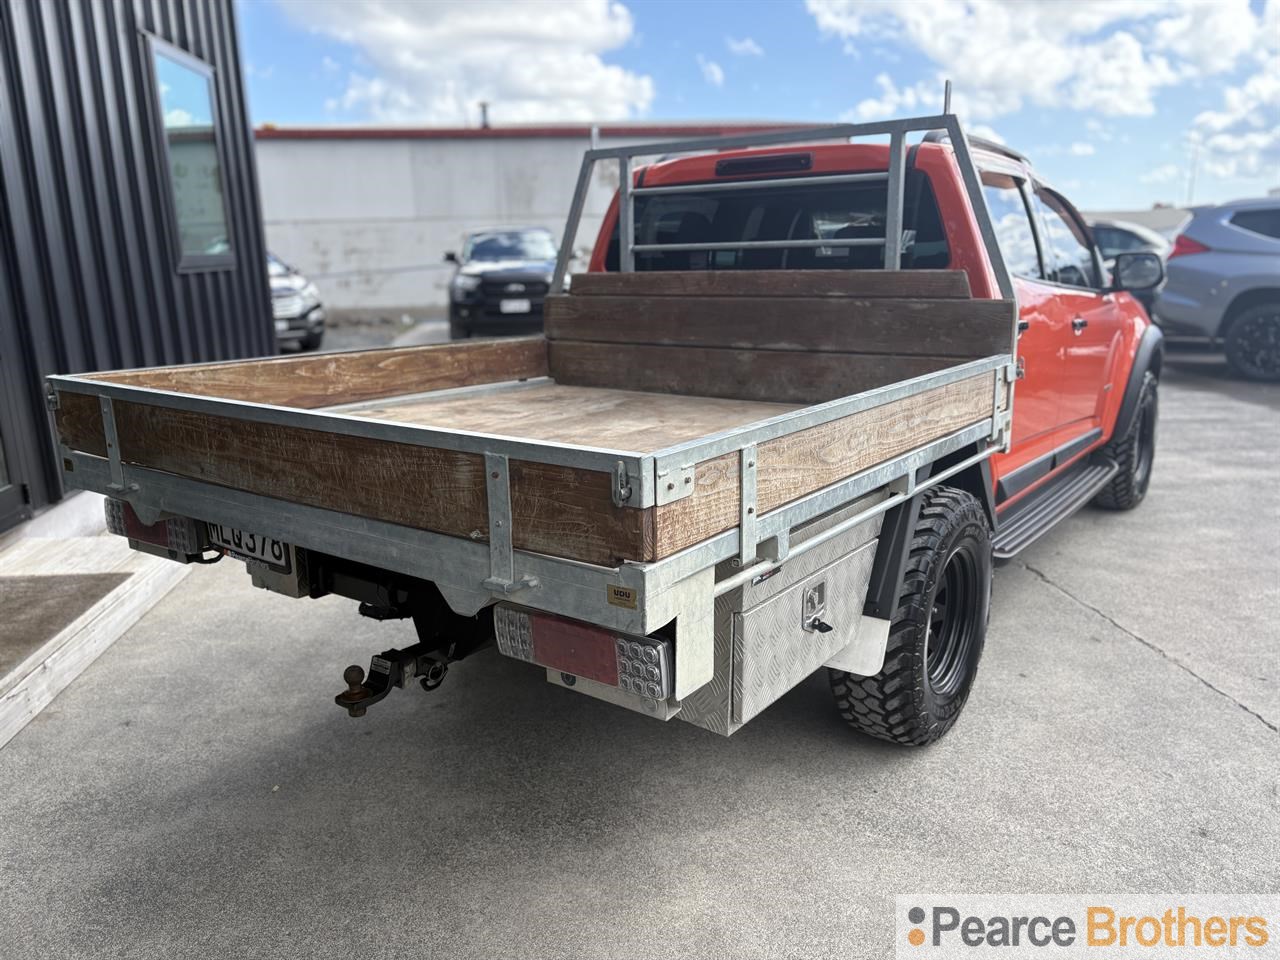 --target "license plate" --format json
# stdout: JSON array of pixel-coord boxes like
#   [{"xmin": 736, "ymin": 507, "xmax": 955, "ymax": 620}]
[
  {"xmin": 207, "ymin": 522, "xmax": 292, "ymax": 573},
  {"xmin": 274, "ymin": 319, "xmax": 289, "ymax": 333},
  {"xmin": 499, "ymin": 298, "xmax": 531, "ymax": 314}
]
